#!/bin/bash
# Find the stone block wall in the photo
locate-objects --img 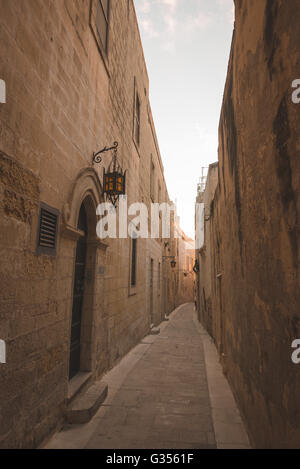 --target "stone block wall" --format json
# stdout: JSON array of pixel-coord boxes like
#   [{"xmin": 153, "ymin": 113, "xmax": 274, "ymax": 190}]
[{"xmin": 0, "ymin": 0, "xmax": 185, "ymax": 448}]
